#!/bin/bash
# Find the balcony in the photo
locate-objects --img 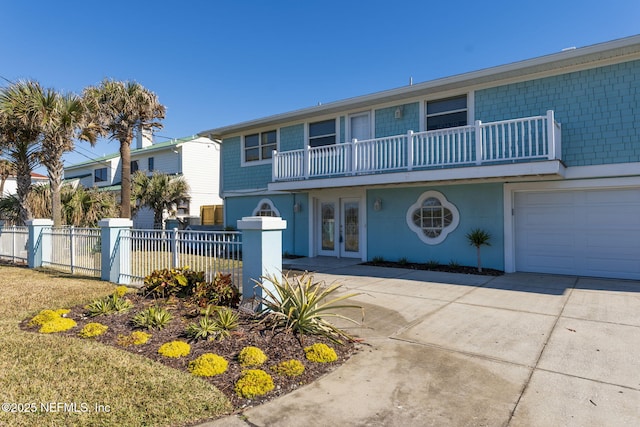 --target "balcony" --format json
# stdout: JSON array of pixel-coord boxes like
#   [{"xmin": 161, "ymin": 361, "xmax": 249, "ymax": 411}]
[{"xmin": 270, "ymin": 111, "xmax": 563, "ymax": 190}]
